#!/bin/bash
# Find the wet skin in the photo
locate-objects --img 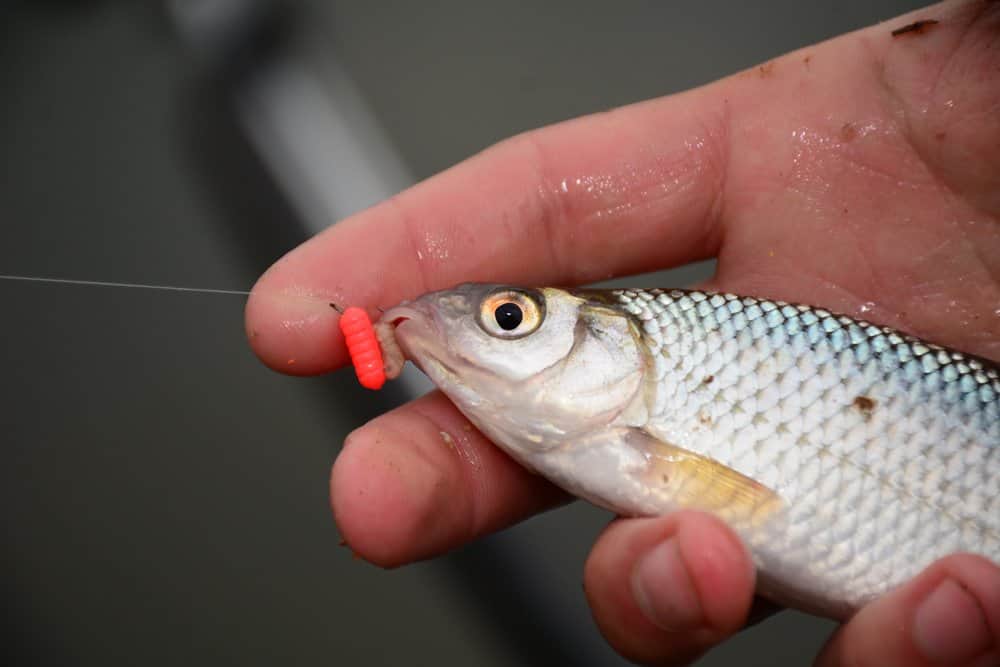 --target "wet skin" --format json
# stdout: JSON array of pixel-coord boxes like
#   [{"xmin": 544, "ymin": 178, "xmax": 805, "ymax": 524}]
[{"xmin": 247, "ymin": 2, "xmax": 1000, "ymax": 665}]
